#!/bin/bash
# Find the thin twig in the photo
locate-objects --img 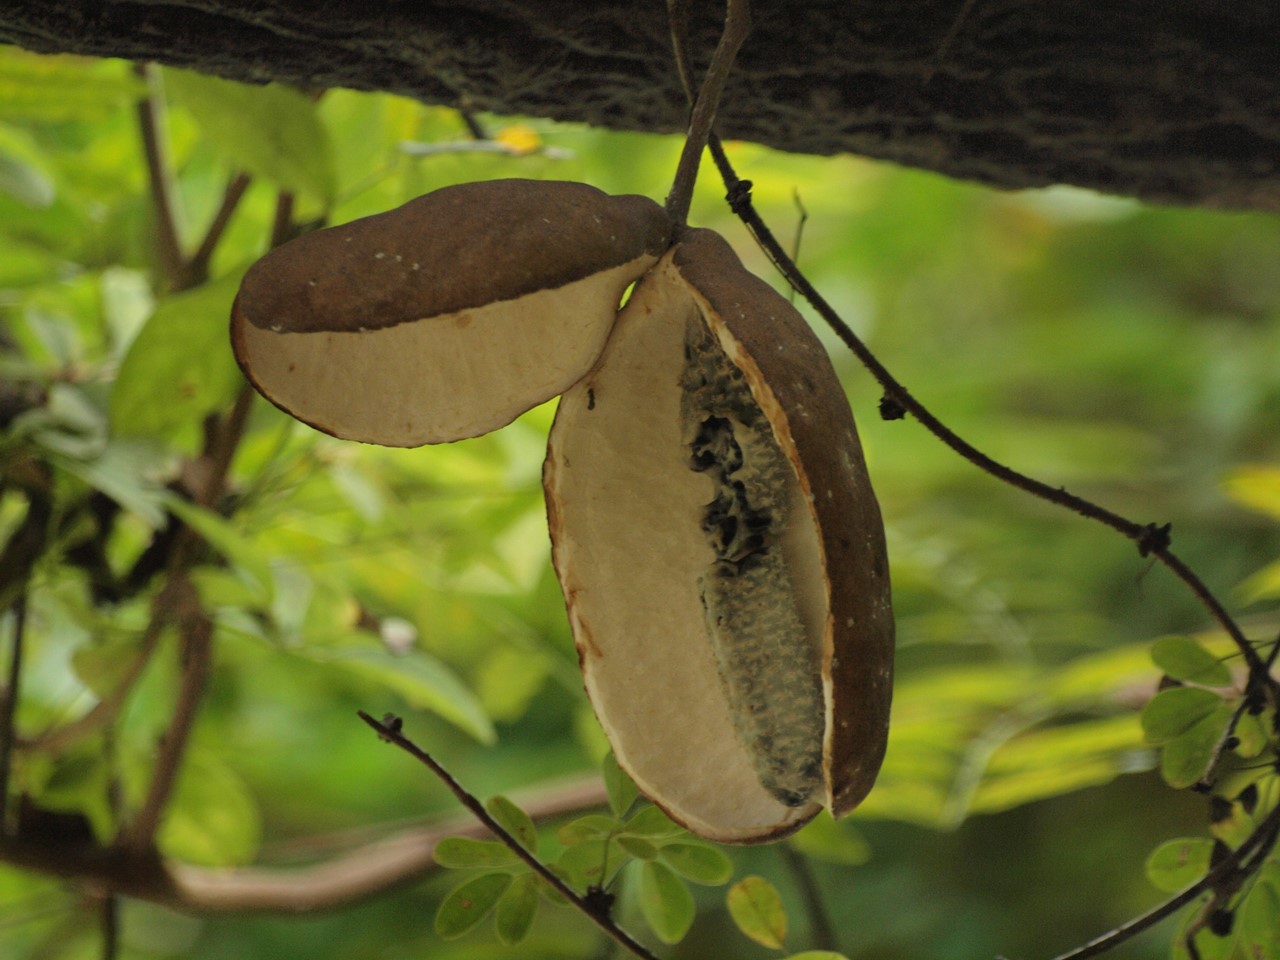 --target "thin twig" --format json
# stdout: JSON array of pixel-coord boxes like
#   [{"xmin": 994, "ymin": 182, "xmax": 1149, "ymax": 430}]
[
  {"xmin": 120, "ymin": 581, "xmax": 212, "ymax": 851},
  {"xmin": 0, "ymin": 592, "xmax": 28, "ymax": 832},
  {"xmin": 780, "ymin": 843, "xmax": 840, "ymax": 953},
  {"xmin": 704, "ymin": 136, "xmax": 1275, "ymax": 692},
  {"xmin": 1043, "ymin": 800, "xmax": 1280, "ymax": 960},
  {"xmin": 134, "ymin": 63, "xmax": 187, "ymax": 290},
  {"xmin": 357, "ymin": 711, "xmax": 662, "ymax": 960},
  {"xmin": 187, "ymin": 171, "xmax": 252, "ymax": 286},
  {"xmin": 664, "ymin": 0, "xmax": 751, "ymax": 227},
  {"xmin": 100, "ymin": 895, "xmax": 119, "ymax": 960}
]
